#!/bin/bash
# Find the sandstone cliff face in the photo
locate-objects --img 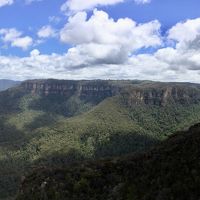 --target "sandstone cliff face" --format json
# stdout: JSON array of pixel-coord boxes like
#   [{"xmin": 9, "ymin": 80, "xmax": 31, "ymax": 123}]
[
  {"xmin": 21, "ymin": 80, "xmax": 200, "ymax": 106},
  {"xmin": 21, "ymin": 80, "xmax": 119, "ymax": 100},
  {"xmin": 121, "ymin": 85, "xmax": 200, "ymax": 106}
]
